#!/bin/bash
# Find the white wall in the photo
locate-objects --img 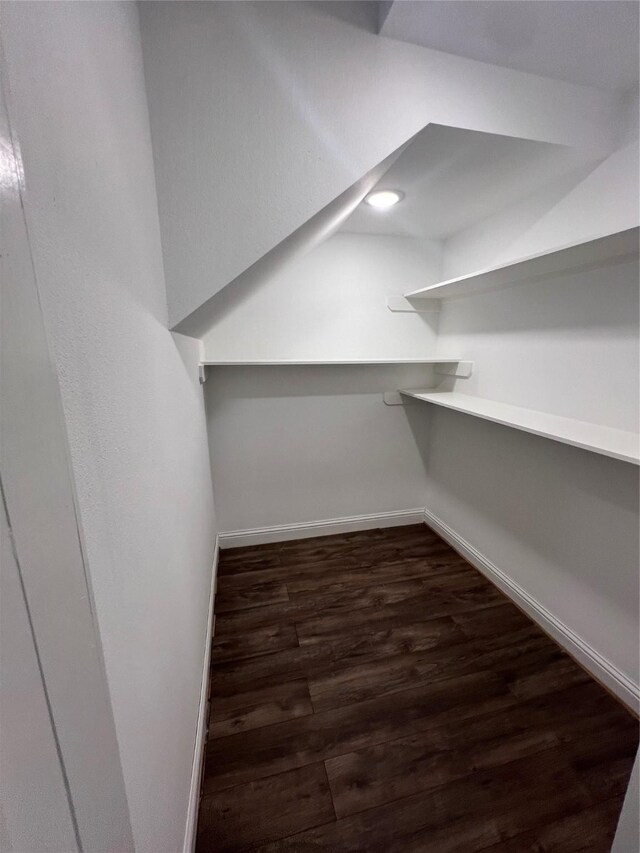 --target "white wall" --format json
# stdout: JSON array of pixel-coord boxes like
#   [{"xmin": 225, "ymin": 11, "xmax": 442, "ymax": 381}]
[
  {"xmin": 206, "ymin": 364, "xmax": 434, "ymax": 532},
  {"xmin": 436, "ymin": 259, "xmax": 639, "ymax": 431},
  {"xmin": 1, "ymin": 42, "xmax": 132, "ymax": 851},
  {"xmin": 139, "ymin": 0, "xmax": 620, "ymax": 328},
  {"xmin": 202, "ymin": 232, "xmax": 442, "ymax": 361},
  {"xmin": 1, "ymin": 3, "xmax": 217, "ymax": 851},
  {"xmin": 424, "ymin": 408, "xmax": 639, "ymax": 698},
  {"xmin": 203, "ymin": 232, "xmax": 443, "ymax": 532},
  {"xmin": 427, "ymin": 207, "xmax": 640, "ymax": 700}
]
